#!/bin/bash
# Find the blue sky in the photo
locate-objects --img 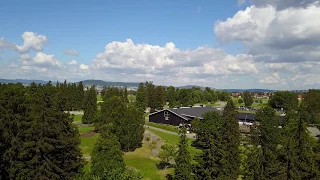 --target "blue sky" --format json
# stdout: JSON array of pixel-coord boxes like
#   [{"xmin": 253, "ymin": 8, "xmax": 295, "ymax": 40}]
[{"xmin": 1, "ymin": 0, "xmax": 320, "ymax": 90}]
